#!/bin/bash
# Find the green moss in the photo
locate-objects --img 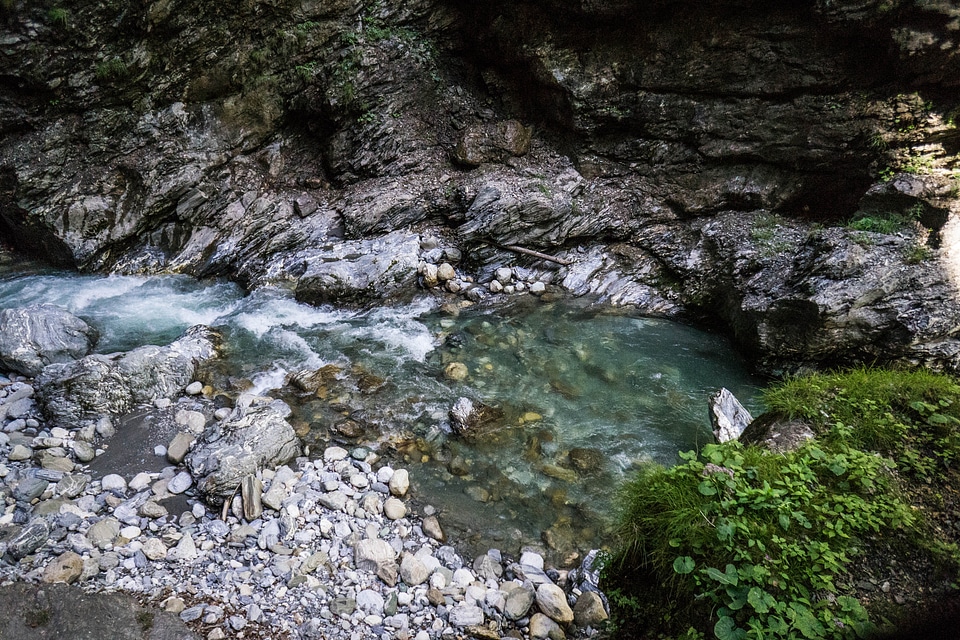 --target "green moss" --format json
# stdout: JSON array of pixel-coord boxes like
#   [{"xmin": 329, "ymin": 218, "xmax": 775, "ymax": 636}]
[
  {"xmin": 24, "ymin": 608, "xmax": 51, "ymax": 628},
  {"xmin": 95, "ymin": 58, "xmax": 128, "ymax": 81}
]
